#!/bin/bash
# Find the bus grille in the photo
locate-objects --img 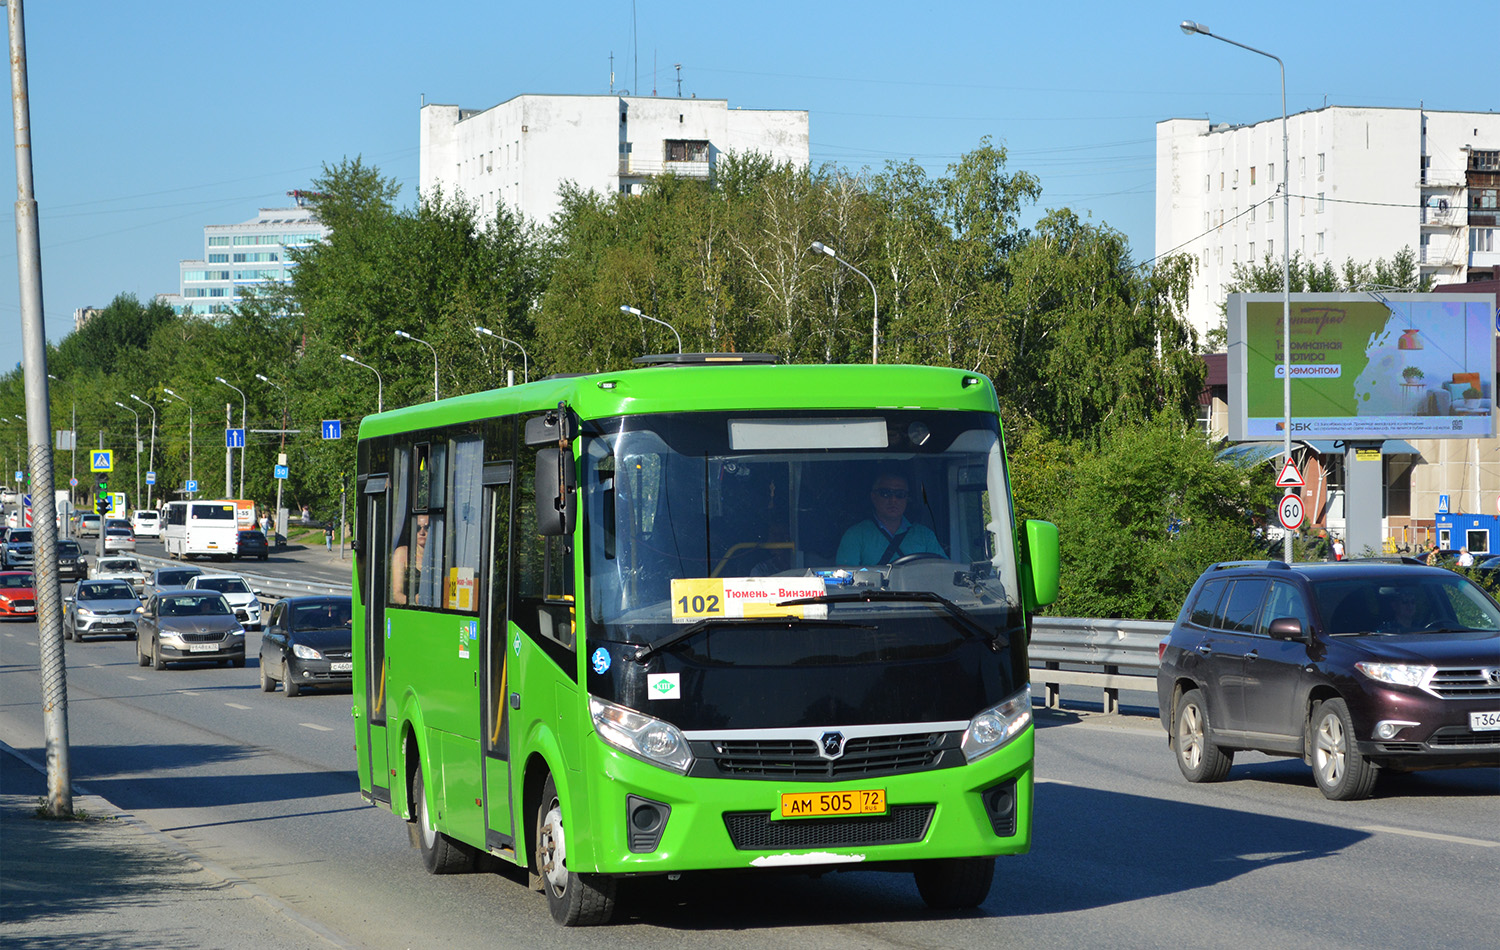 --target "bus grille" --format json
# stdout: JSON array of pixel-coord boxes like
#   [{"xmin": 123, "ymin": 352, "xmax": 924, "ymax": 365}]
[
  {"xmin": 696, "ymin": 732, "xmax": 956, "ymax": 781},
  {"xmin": 723, "ymin": 805, "xmax": 934, "ymax": 850}
]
